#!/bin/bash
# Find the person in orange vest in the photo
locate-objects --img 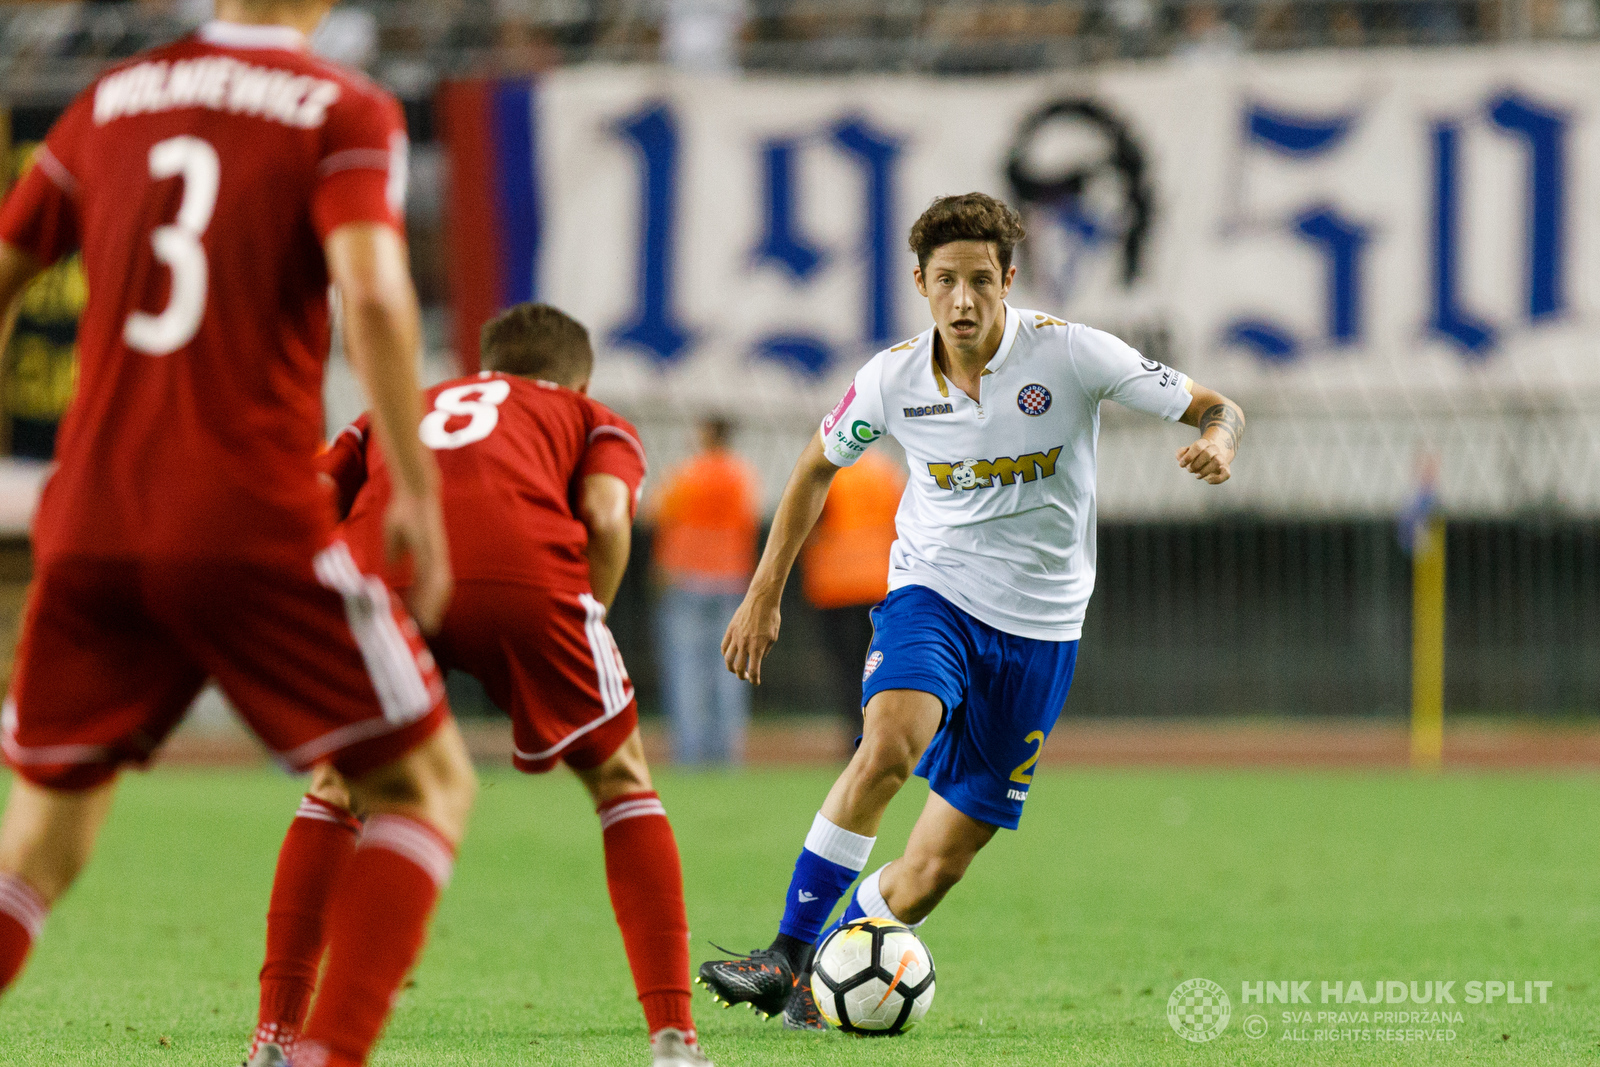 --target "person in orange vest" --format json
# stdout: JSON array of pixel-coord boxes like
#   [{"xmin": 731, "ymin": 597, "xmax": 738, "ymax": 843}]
[
  {"xmin": 650, "ymin": 415, "xmax": 761, "ymax": 764},
  {"xmin": 800, "ymin": 450, "xmax": 906, "ymax": 754}
]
